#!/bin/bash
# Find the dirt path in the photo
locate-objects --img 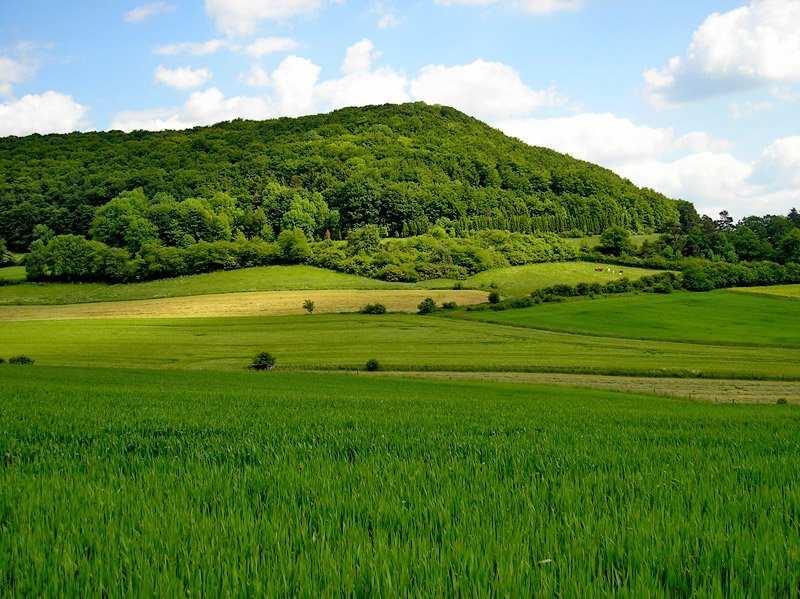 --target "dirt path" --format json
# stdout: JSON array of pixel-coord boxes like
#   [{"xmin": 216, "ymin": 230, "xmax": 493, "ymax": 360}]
[{"xmin": 0, "ymin": 289, "xmax": 488, "ymax": 321}]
